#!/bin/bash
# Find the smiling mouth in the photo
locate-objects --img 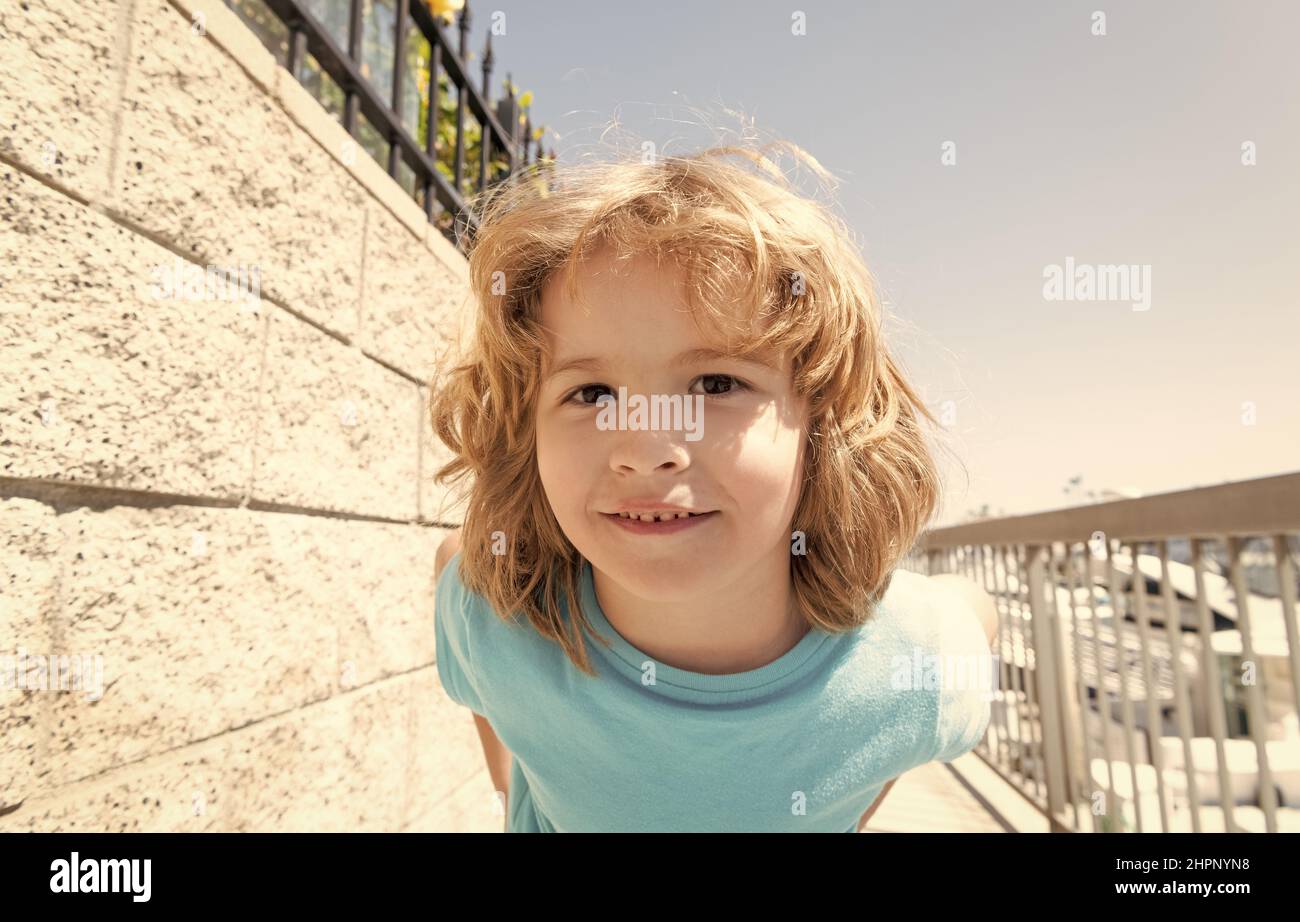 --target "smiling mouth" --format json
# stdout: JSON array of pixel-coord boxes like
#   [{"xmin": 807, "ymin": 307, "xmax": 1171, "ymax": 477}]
[{"xmin": 603, "ymin": 511, "xmax": 717, "ymax": 523}]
